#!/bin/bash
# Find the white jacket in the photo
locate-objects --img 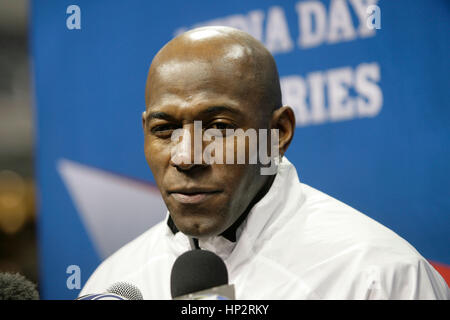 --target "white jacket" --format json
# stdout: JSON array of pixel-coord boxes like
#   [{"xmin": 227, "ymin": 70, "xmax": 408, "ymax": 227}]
[{"xmin": 80, "ymin": 158, "xmax": 449, "ymax": 299}]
